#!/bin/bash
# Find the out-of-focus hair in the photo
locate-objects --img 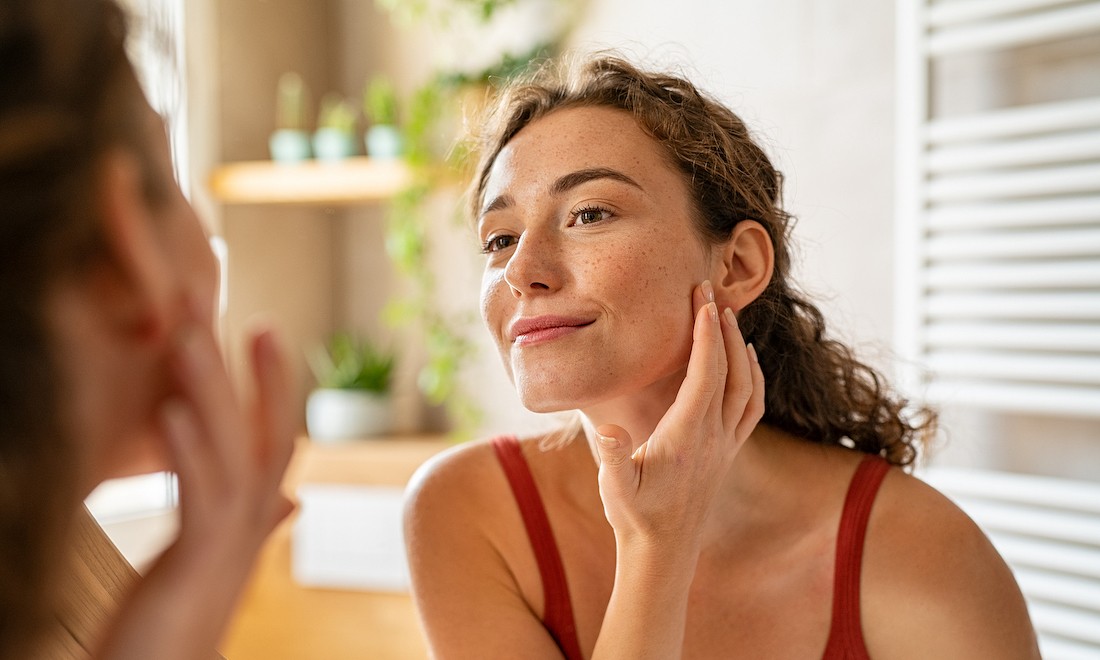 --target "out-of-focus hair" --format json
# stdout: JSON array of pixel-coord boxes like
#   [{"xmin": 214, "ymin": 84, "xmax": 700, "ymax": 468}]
[{"xmin": 0, "ymin": 0, "xmax": 164, "ymax": 653}]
